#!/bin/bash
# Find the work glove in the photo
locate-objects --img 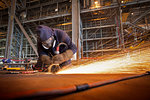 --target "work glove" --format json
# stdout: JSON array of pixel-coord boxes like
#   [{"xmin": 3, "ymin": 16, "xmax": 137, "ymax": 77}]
[
  {"xmin": 52, "ymin": 50, "xmax": 73, "ymax": 64},
  {"xmin": 40, "ymin": 55, "xmax": 53, "ymax": 65},
  {"xmin": 35, "ymin": 58, "xmax": 43, "ymax": 68}
]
